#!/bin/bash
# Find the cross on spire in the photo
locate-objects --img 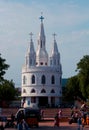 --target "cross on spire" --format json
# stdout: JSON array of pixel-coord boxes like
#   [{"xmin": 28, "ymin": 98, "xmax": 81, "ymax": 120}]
[
  {"xmin": 53, "ymin": 33, "xmax": 57, "ymax": 40},
  {"xmin": 29, "ymin": 32, "xmax": 33, "ymax": 40},
  {"xmin": 39, "ymin": 12, "xmax": 44, "ymax": 22}
]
